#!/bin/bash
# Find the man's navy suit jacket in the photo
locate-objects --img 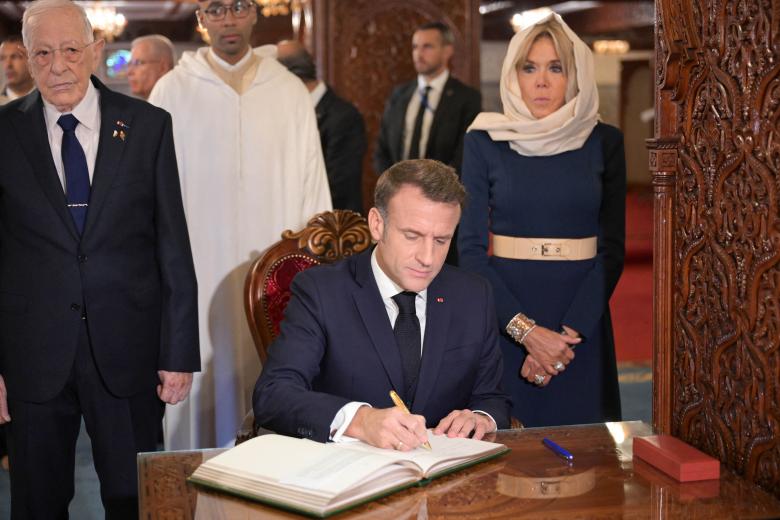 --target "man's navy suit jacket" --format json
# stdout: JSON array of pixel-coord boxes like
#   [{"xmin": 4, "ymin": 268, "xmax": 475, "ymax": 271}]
[
  {"xmin": 0, "ymin": 77, "xmax": 199, "ymax": 403},
  {"xmin": 253, "ymin": 249, "xmax": 511, "ymax": 442}
]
